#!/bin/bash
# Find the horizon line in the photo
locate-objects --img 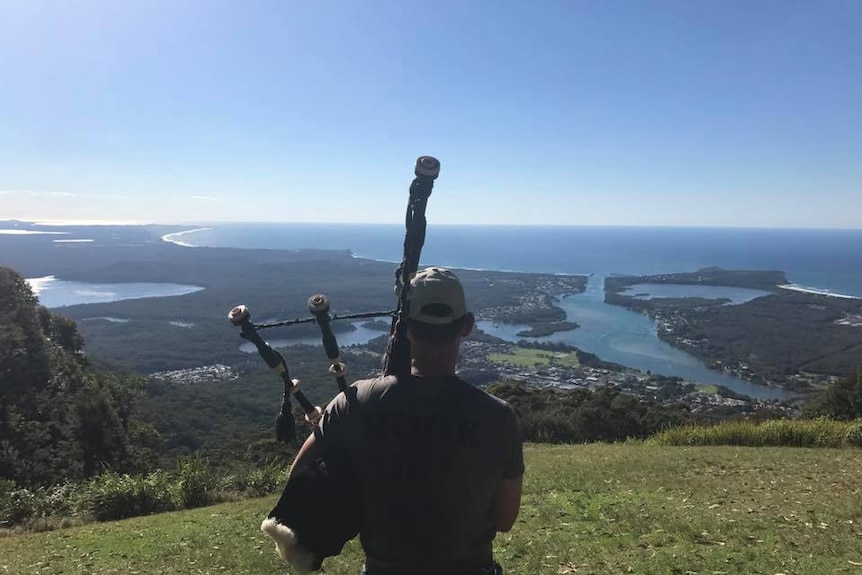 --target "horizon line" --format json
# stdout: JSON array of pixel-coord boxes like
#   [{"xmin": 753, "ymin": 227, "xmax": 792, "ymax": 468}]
[{"xmin": 1, "ymin": 219, "xmax": 861, "ymax": 231}]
